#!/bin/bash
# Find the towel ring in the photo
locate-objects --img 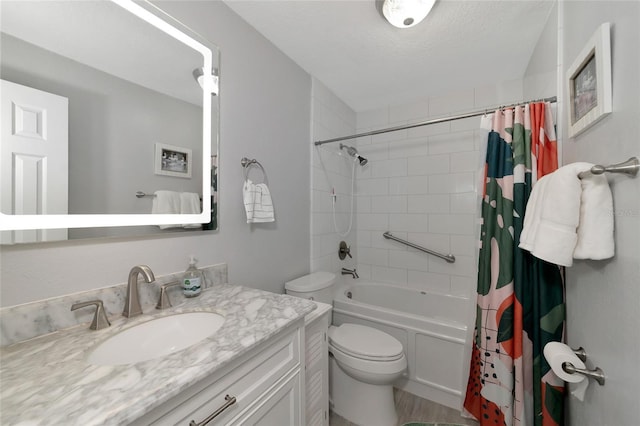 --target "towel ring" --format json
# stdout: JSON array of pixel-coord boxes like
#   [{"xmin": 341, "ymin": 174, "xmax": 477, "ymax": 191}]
[{"xmin": 241, "ymin": 157, "xmax": 267, "ymax": 183}]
